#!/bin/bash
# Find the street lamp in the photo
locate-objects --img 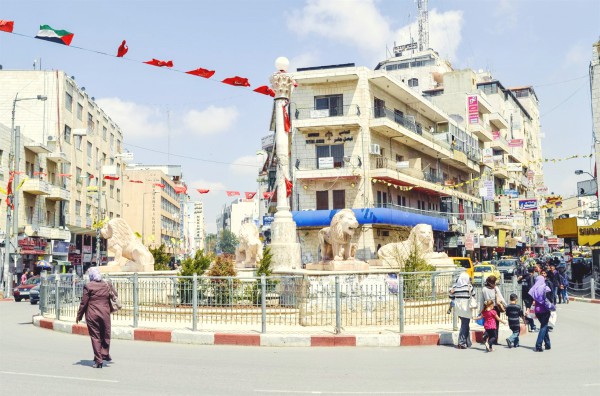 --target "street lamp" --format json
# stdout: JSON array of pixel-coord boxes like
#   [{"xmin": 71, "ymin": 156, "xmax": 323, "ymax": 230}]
[
  {"xmin": 2, "ymin": 94, "xmax": 47, "ymax": 297},
  {"xmin": 575, "ymin": 169, "xmax": 599, "ymax": 220}
]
